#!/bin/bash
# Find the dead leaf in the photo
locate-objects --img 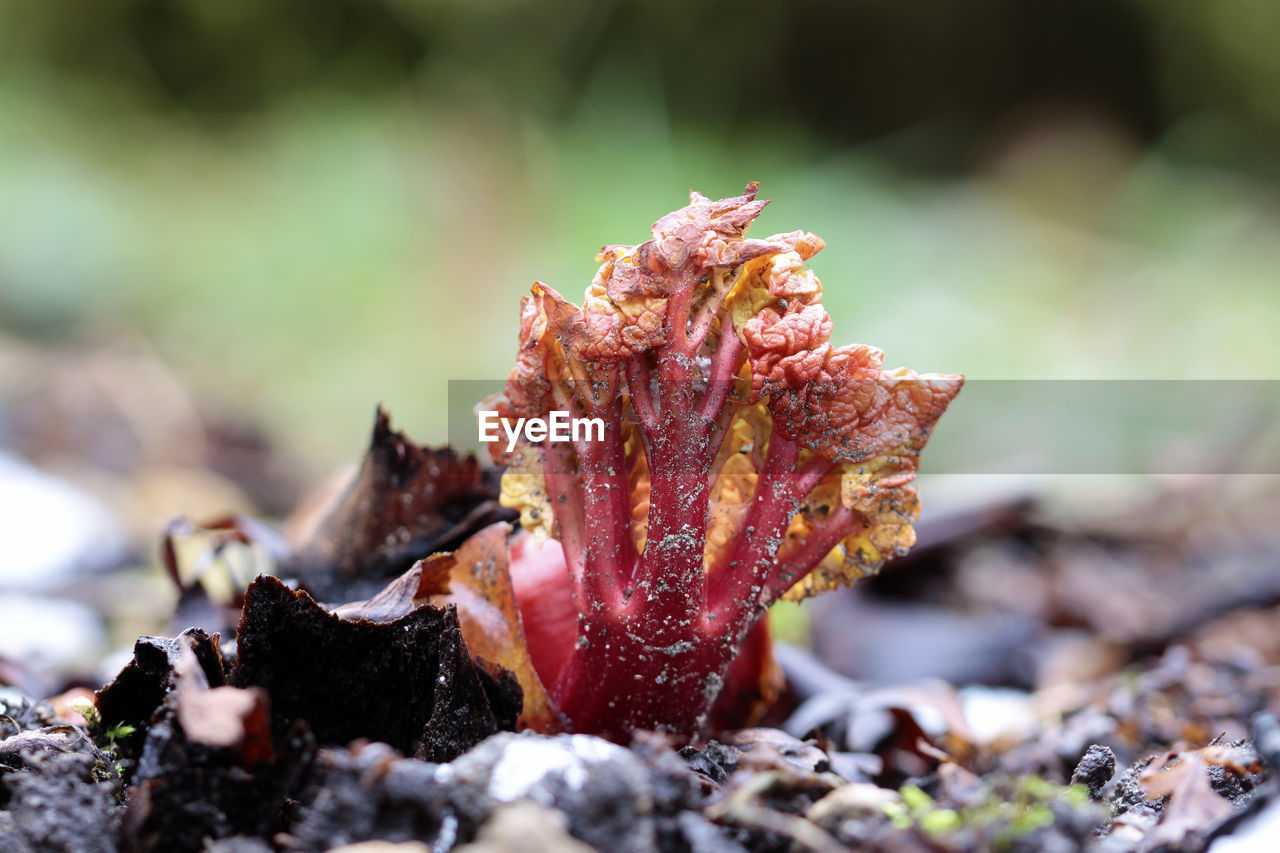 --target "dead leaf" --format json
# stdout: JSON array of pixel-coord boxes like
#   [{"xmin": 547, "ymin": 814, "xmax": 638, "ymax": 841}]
[
  {"xmin": 1139, "ymin": 745, "xmax": 1256, "ymax": 850},
  {"xmin": 424, "ymin": 523, "xmax": 564, "ymax": 732},
  {"xmin": 281, "ymin": 407, "xmax": 512, "ymax": 602},
  {"xmin": 231, "ymin": 575, "xmax": 522, "ymax": 759}
]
